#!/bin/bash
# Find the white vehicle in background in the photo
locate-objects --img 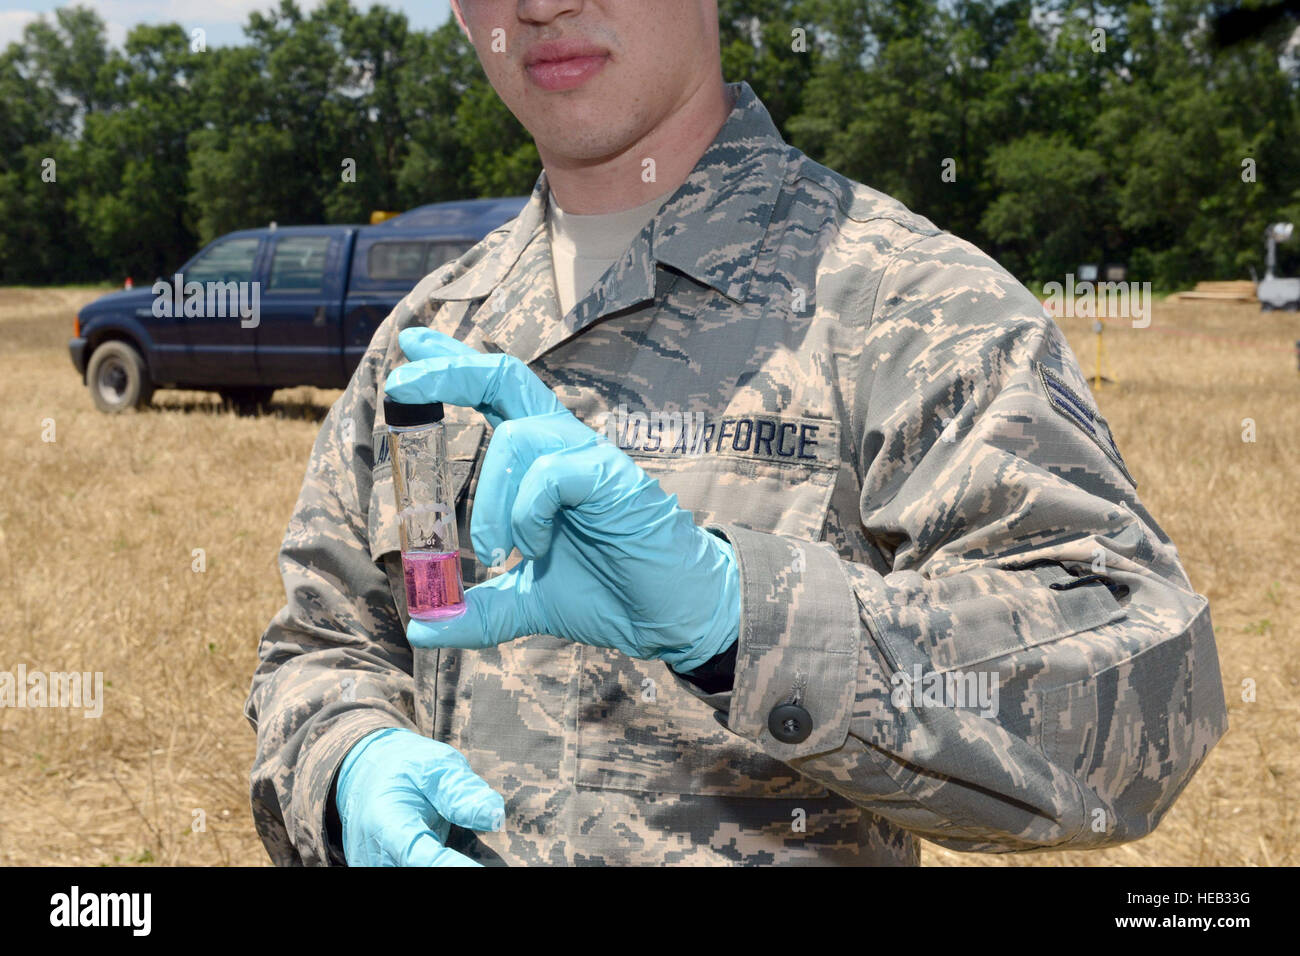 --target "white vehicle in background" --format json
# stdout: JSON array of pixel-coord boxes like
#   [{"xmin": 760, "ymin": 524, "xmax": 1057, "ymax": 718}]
[{"xmin": 1255, "ymin": 222, "xmax": 1300, "ymax": 311}]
